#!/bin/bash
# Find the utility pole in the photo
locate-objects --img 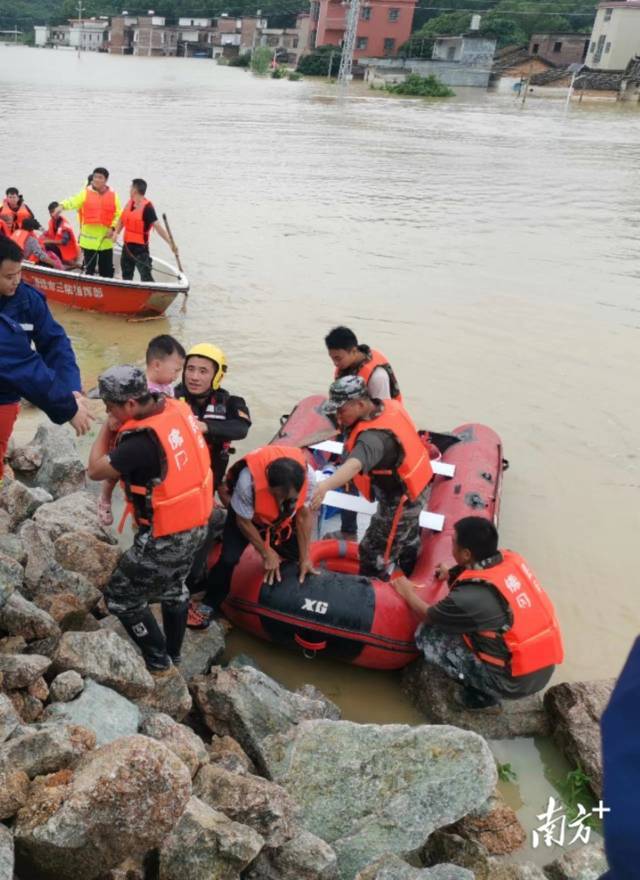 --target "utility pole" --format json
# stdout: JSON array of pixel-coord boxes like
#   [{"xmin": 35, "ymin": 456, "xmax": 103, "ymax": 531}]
[
  {"xmin": 327, "ymin": 49, "xmax": 334, "ymax": 80},
  {"xmin": 77, "ymin": 0, "xmax": 83, "ymax": 55},
  {"xmin": 337, "ymin": 0, "xmax": 360, "ymax": 92}
]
